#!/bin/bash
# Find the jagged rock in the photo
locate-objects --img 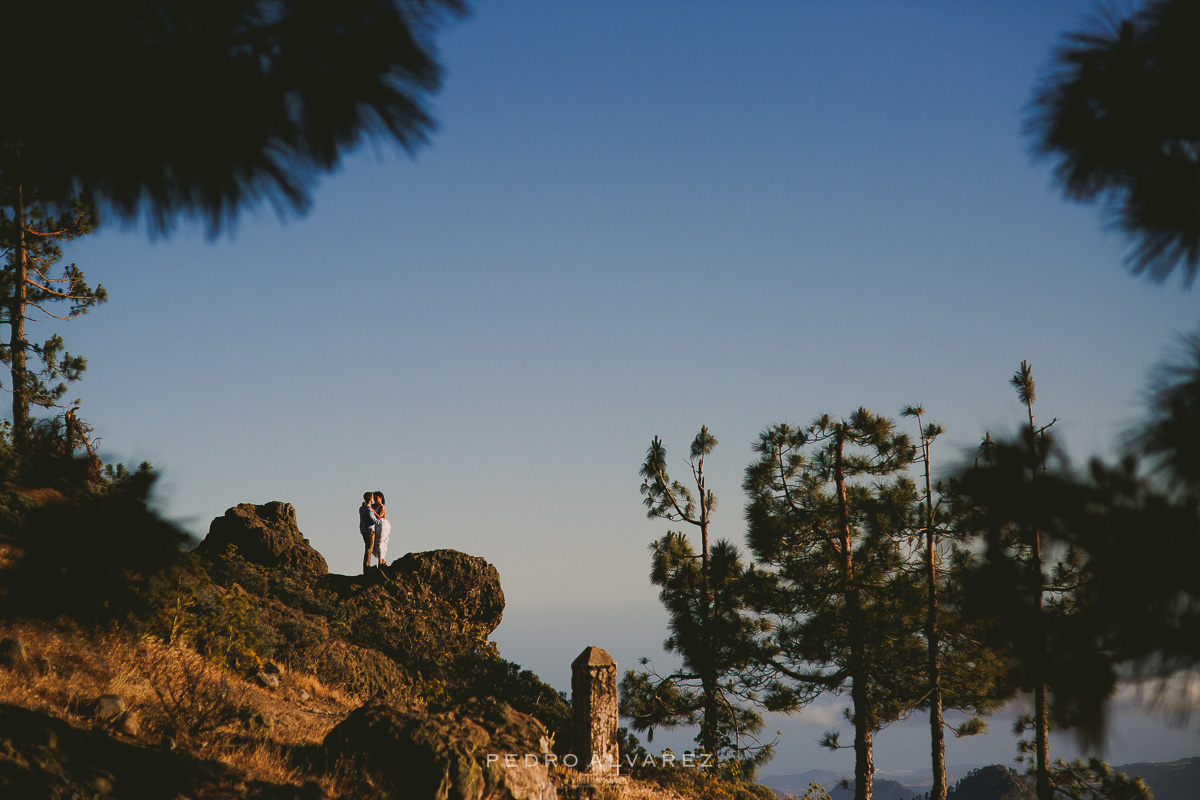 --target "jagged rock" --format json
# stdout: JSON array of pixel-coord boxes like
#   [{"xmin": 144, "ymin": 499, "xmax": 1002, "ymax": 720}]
[
  {"xmin": 0, "ymin": 637, "xmax": 27, "ymax": 671},
  {"xmin": 197, "ymin": 502, "xmax": 328, "ymax": 577},
  {"xmin": 94, "ymin": 695, "xmax": 126, "ymax": 723},
  {"xmin": 324, "ymin": 698, "xmax": 555, "ymax": 800},
  {"xmin": 297, "ymin": 550, "xmax": 506, "ymax": 696},
  {"xmin": 386, "ymin": 549, "xmax": 505, "ymax": 635}
]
